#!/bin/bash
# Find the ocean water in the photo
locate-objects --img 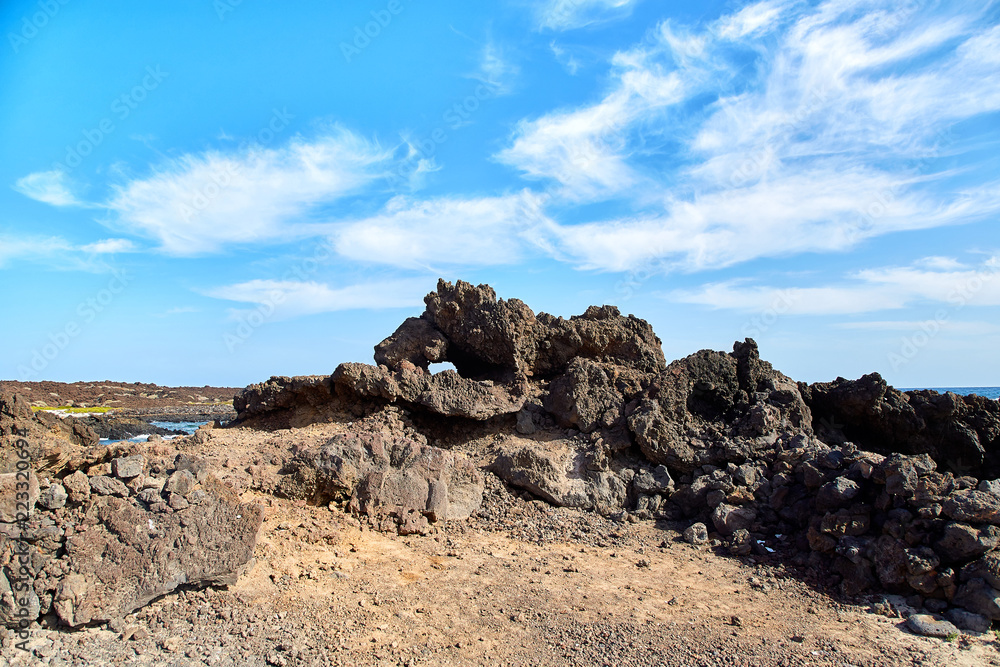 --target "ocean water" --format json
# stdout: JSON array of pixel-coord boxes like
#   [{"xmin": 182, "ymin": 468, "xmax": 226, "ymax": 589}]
[
  {"xmin": 900, "ymin": 386, "xmax": 1000, "ymax": 400},
  {"xmin": 99, "ymin": 420, "xmax": 210, "ymax": 444}
]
